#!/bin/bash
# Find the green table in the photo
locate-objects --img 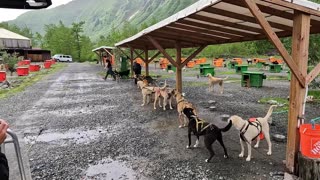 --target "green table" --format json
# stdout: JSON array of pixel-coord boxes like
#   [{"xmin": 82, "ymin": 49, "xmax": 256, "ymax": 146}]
[
  {"xmin": 241, "ymin": 71, "xmax": 267, "ymax": 88},
  {"xmin": 199, "ymin": 63, "xmax": 211, "ymax": 68},
  {"xmin": 200, "ymin": 67, "xmax": 215, "ymax": 76},
  {"xmin": 167, "ymin": 64, "xmax": 176, "ymax": 72},
  {"xmin": 269, "ymin": 64, "xmax": 282, "ymax": 73}
]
